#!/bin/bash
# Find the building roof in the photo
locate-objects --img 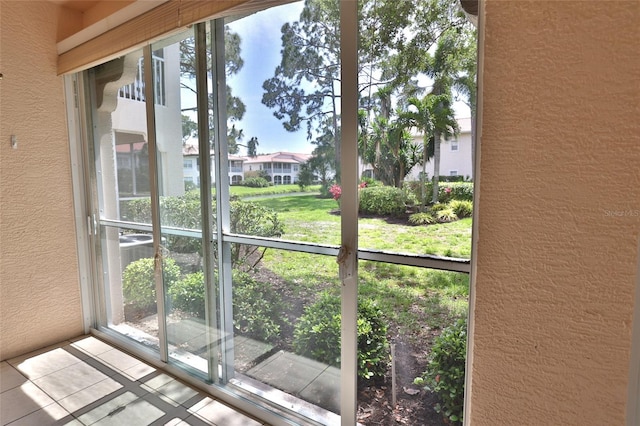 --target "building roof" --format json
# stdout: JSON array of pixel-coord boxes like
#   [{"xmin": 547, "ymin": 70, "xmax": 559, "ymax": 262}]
[
  {"xmin": 182, "ymin": 144, "xmax": 245, "ymax": 161},
  {"xmin": 243, "ymin": 152, "xmax": 312, "ymax": 165}
]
